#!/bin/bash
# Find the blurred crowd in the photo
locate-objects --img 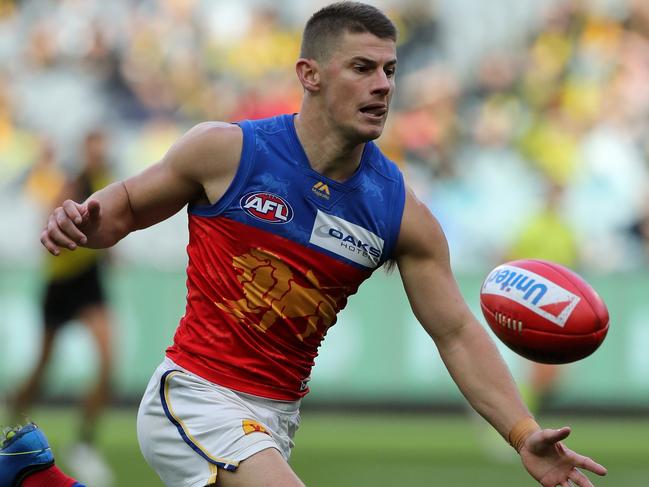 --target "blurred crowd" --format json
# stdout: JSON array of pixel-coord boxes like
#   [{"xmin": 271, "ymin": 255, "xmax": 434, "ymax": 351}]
[{"xmin": 0, "ymin": 0, "xmax": 648, "ymax": 272}]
